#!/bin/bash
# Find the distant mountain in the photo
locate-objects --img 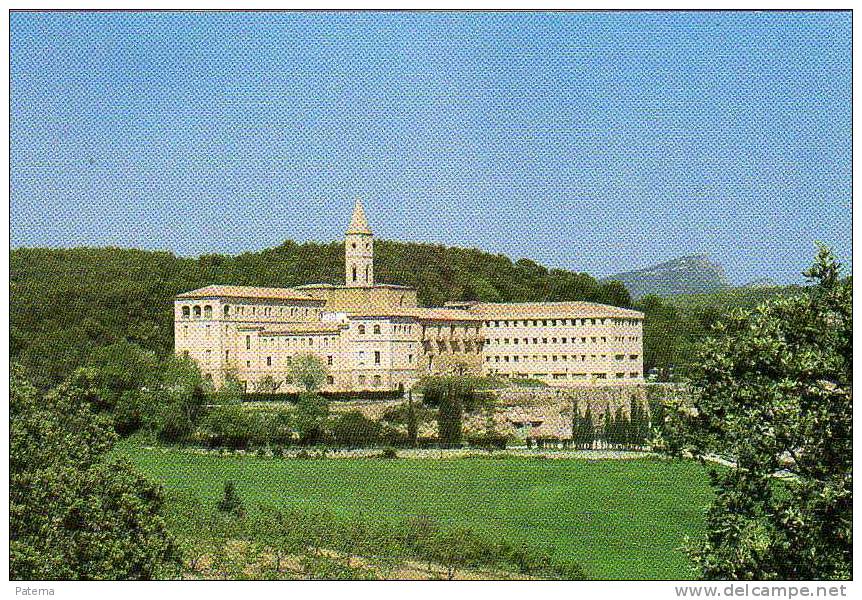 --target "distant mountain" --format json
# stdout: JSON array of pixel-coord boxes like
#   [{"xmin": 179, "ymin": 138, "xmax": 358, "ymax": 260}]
[
  {"xmin": 602, "ymin": 254, "xmax": 729, "ymax": 299},
  {"xmin": 742, "ymin": 277, "xmax": 778, "ymax": 289}
]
